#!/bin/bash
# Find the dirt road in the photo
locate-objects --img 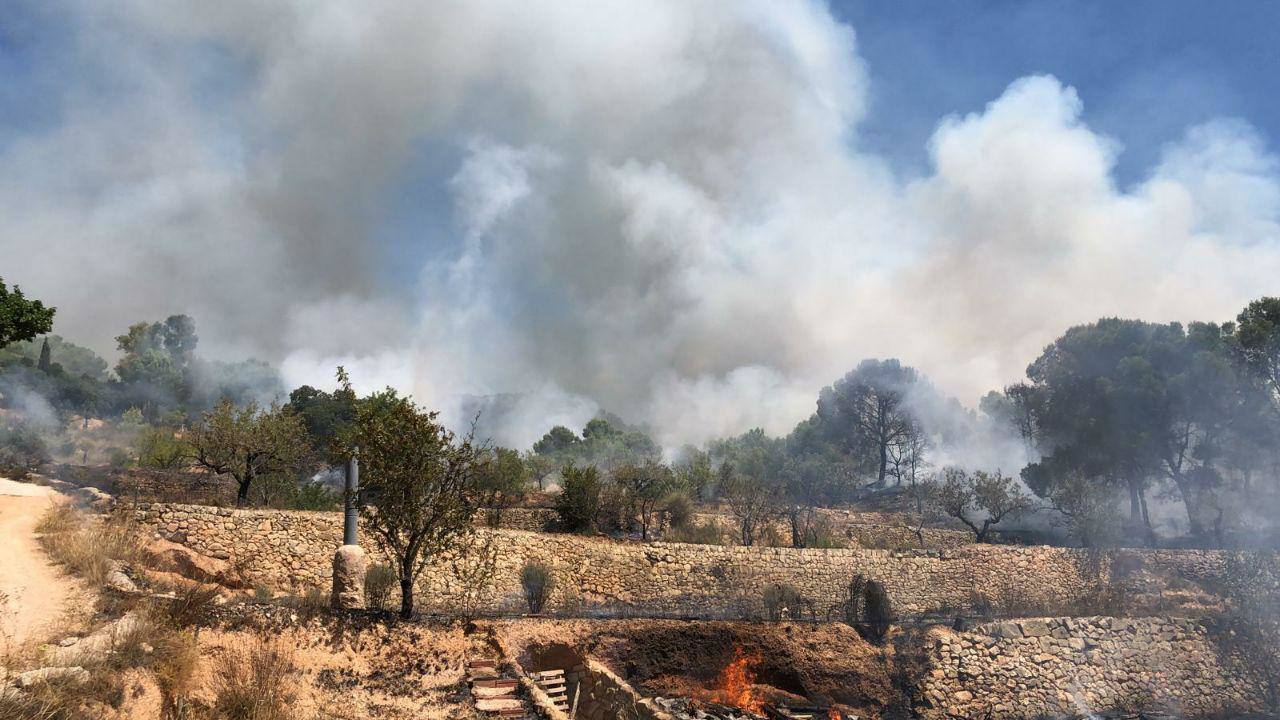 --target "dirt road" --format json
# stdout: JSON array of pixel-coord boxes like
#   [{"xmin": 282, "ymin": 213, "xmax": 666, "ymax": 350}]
[{"xmin": 0, "ymin": 478, "xmax": 77, "ymax": 646}]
